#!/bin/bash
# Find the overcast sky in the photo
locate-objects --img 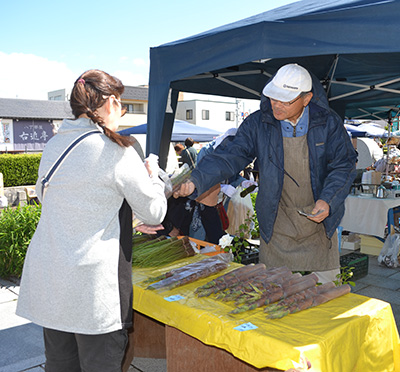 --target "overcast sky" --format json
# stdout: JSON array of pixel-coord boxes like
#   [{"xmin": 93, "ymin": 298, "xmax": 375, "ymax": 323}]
[{"xmin": 0, "ymin": 0, "xmax": 295, "ymax": 100}]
